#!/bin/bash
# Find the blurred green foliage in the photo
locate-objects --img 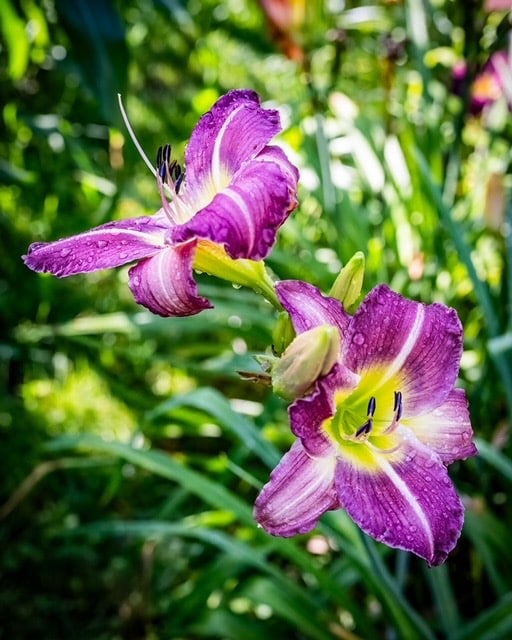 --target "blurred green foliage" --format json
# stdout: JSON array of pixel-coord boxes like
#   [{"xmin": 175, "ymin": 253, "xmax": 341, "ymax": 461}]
[{"xmin": 2, "ymin": 0, "xmax": 512, "ymax": 638}]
